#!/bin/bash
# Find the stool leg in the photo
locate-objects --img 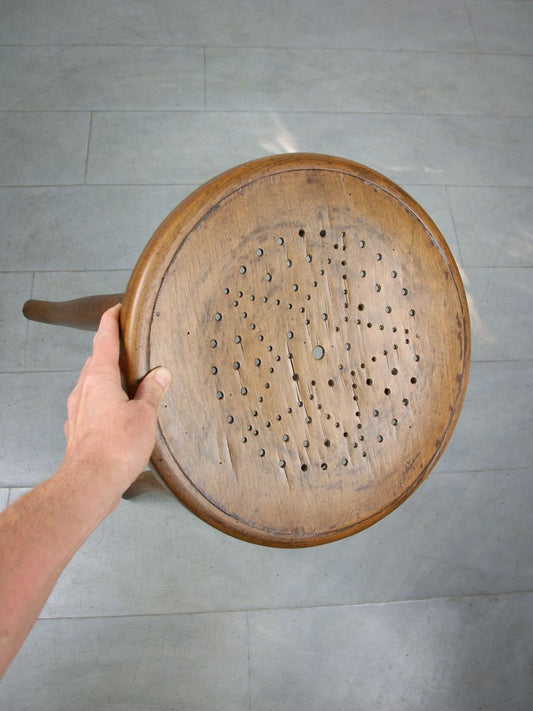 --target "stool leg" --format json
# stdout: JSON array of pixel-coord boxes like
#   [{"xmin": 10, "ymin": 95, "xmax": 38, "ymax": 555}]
[
  {"xmin": 22, "ymin": 293, "xmax": 124, "ymax": 331},
  {"xmin": 122, "ymin": 470, "xmax": 172, "ymax": 500}
]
